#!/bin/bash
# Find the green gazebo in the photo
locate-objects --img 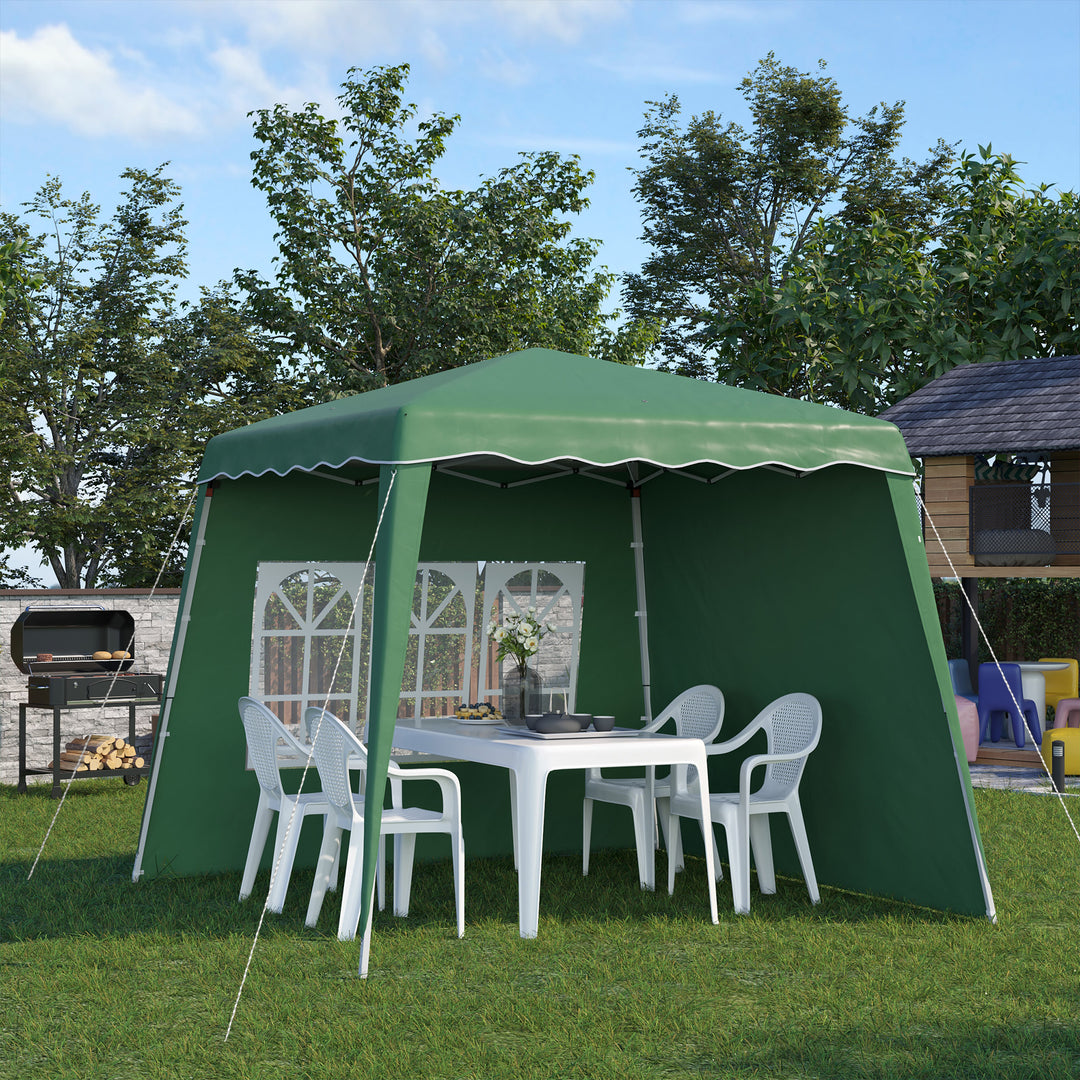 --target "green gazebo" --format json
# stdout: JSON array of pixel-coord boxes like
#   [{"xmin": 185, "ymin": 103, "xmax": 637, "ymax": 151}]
[{"xmin": 134, "ymin": 349, "xmax": 995, "ymax": 958}]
